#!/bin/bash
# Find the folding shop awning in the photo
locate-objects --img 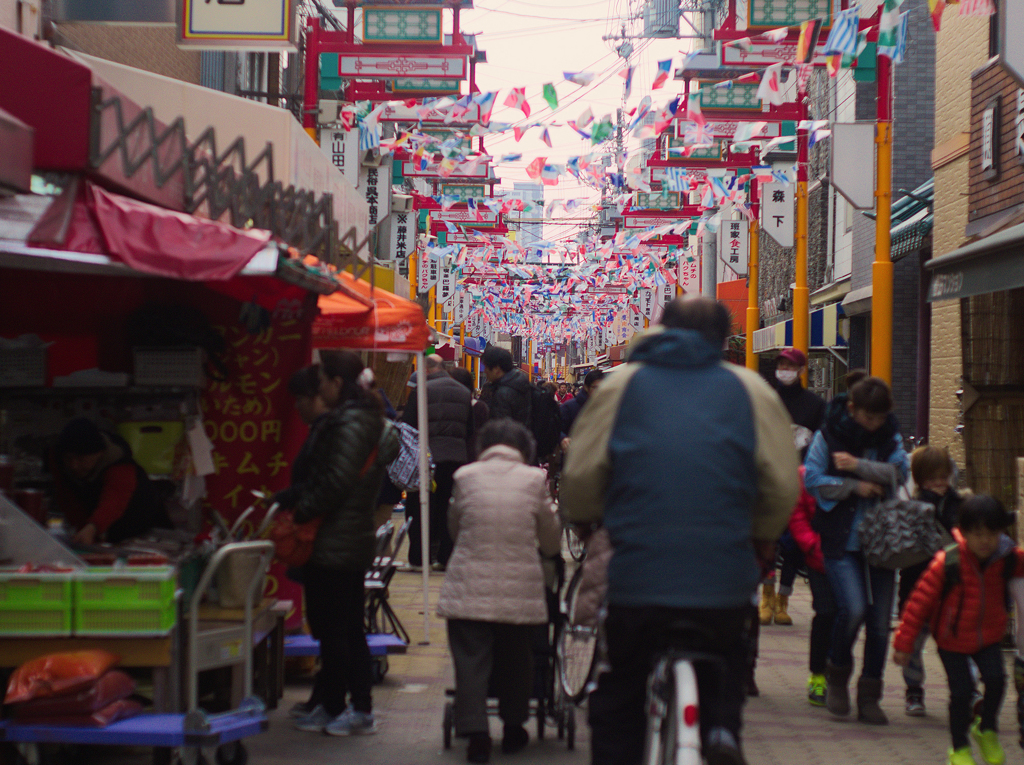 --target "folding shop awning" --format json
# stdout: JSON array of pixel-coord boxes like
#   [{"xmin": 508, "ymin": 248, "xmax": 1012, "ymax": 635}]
[{"xmin": 752, "ymin": 303, "xmax": 848, "ymax": 354}]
